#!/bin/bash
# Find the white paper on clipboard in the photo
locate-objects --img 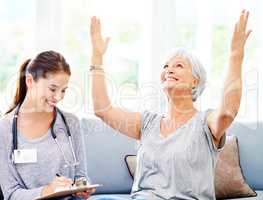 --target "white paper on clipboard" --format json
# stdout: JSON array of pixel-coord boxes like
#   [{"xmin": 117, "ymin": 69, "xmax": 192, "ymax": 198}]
[{"xmin": 35, "ymin": 184, "xmax": 101, "ymax": 200}]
